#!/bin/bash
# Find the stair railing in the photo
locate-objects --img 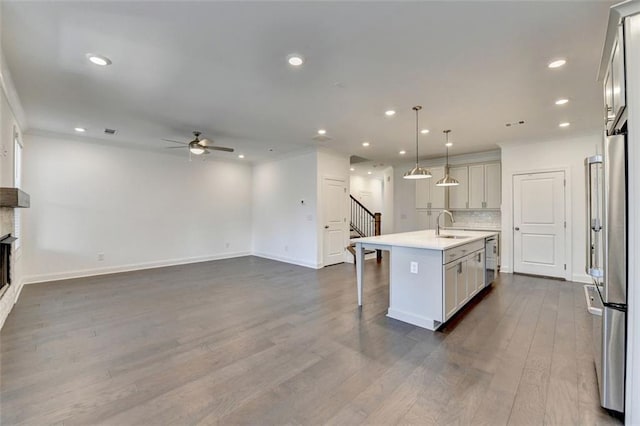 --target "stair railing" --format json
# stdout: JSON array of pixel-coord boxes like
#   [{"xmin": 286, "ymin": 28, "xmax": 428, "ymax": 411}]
[{"xmin": 350, "ymin": 195, "xmax": 382, "ymax": 262}]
